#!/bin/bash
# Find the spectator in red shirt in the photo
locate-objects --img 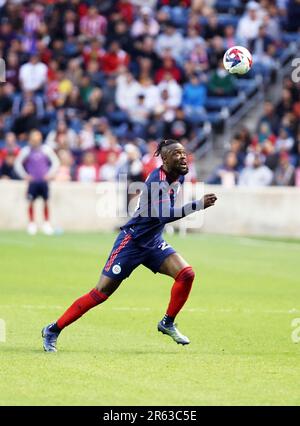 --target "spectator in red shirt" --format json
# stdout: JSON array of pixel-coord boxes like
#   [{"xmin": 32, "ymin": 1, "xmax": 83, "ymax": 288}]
[
  {"xmin": 115, "ymin": 0, "xmax": 135, "ymax": 25},
  {"xmin": 155, "ymin": 53, "xmax": 181, "ymax": 83},
  {"xmin": 82, "ymin": 38, "xmax": 105, "ymax": 68},
  {"xmin": 101, "ymin": 41, "xmax": 130, "ymax": 75},
  {"xmin": 0, "ymin": 132, "xmax": 20, "ymax": 165}
]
